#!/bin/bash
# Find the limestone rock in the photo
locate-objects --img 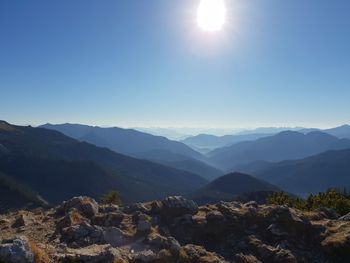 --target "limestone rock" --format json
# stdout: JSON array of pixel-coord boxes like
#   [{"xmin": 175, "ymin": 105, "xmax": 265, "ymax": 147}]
[
  {"xmin": 61, "ymin": 222, "xmax": 104, "ymax": 247},
  {"xmin": 132, "ymin": 250, "xmax": 158, "ymax": 262},
  {"xmin": 98, "ymin": 204, "xmax": 120, "ymax": 214},
  {"xmin": 161, "ymin": 196, "xmax": 198, "ymax": 217},
  {"xmin": 0, "ymin": 236, "xmax": 34, "ymax": 263},
  {"xmin": 206, "ymin": 210, "xmax": 225, "ymax": 222},
  {"xmin": 12, "ymin": 214, "xmax": 29, "ymax": 228},
  {"xmin": 317, "ymin": 207, "xmax": 340, "ymax": 220},
  {"xmin": 56, "ymin": 208, "xmax": 84, "ymax": 231},
  {"xmin": 234, "ymin": 253, "xmax": 262, "ymax": 263},
  {"xmin": 180, "ymin": 244, "xmax": 229, "ymax": 263},
  {"xmin": 58, "ymin": 244, "xmax": 122, "ymax": 263},
  {"xmin": 102, "ymin": 227, "xmax": 125, "ymax": 247},
  {"xmin": 57, "ymin": 196, "xmax": 99, "ymax": 218},
  {"xmin": 339, "ymin": 212, "xmax": 350, "ymax": 221},
  {"xmin": 147, "ymin": 233, "xmax": 180, "ymax": 252},
  {"xmin": 91, "ymin": 212, "xmax": 124, "ymax": 227},
  {"xmin": 137, "ymin": 213, "xmax": 152, "ymax": 232}
]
